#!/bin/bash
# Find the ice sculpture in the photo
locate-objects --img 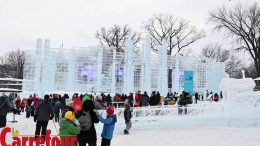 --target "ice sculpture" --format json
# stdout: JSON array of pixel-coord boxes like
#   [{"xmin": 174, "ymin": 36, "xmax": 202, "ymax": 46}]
[
  {"xmin": 219, "ymin": 70, "xmax": 256, "ymax": 101},
  {"xmin": 22, "ymin": 37, "xmax": 226, "ymax": 97}
]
